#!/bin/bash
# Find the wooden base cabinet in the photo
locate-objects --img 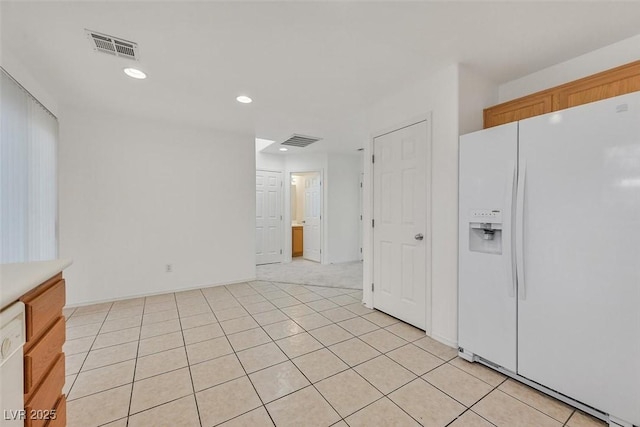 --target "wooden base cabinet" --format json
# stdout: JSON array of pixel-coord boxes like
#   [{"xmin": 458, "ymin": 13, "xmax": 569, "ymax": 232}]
[{"xmin": 20, "ymin": 273, "xmax": 66, "ymax": 427}]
